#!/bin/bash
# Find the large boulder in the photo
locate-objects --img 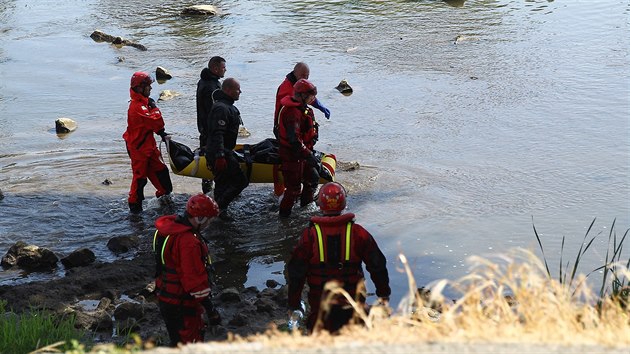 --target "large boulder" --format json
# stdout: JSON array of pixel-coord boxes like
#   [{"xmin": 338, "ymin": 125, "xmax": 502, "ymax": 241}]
[{"xmin": 1, "ymin": 241, "xmax": 58, "ymax": 271}]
